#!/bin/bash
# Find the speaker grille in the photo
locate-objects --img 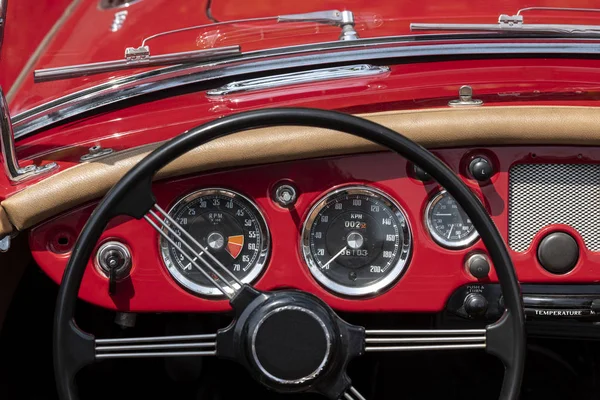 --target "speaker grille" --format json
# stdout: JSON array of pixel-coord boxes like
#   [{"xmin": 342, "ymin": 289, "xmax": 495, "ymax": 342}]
[{"xmin": 509, "ymin": 164, "xmax": 600, "ymax": 252}]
